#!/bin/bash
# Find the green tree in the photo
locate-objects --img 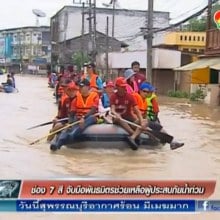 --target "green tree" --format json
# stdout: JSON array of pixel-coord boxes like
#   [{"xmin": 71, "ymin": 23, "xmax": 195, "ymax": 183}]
[
  {"xmin": 182, "ymin": 3, "xmax": 220, "ymax": 31},
  {"xmin": 72, "ymin": 52, "xmax": 89, "ymax": 71},
  {"xmin": 184, "ymin": 17, "xmax": 206, "ymax": 31},
  {"xmin": 211, "ymin": 3, "xmax": 220, "ymax": 28}
]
